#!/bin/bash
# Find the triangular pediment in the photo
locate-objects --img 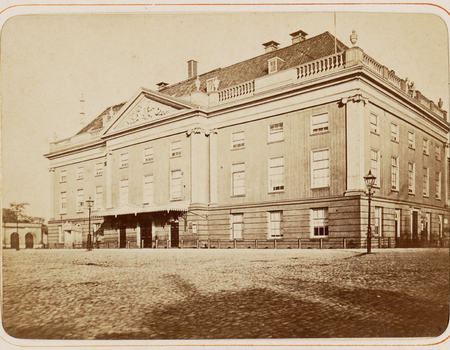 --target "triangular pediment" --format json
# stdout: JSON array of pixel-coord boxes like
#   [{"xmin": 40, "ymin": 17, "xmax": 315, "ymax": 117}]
[{"xmin": 102, "ymin": 88, "xmax": 194, "ymax": 136}]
